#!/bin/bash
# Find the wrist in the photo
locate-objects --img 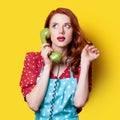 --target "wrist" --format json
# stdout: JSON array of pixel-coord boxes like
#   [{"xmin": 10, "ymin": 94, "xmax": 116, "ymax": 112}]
[
  {"xmin": 44, "ymin": 64, "xmax": 52, "ymax": 70},
  {"xmin": 80, "ymin": 60, "xmax": 91, "ymax": 73},
  {"xmin": 80, "ymin": 59, "xmax": 90, "ymax": 67}
]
